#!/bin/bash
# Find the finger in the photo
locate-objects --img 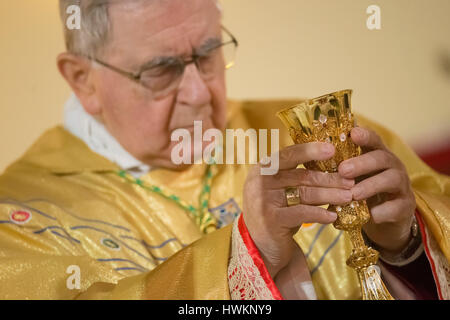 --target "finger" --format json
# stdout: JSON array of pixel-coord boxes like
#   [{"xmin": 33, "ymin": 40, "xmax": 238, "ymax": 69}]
[
  {"xmin": 350, "ymin": 127, "xmax": 386, "ymax": 151},
  {"xmin": 351, "ymin": 168, "xmax": 407, "ymax": 201},
  {"xmin": 366, "ymin": 192, "xmax": 392, "ymax": 209},
  {"xmin": 275, "ymin": 205, "xmax": 337, "ymax": 229},
  {"xmin": 369, "ymin": 197, "xmax": 414, "ymax": 224},
  {"xmin": 263, "ymin": 168, "xmax": 355, "ymax": 190},
  {"xmin": 338, "ymin": 149, "xmax": 400, "ymax": 178},
  {"xmin": 277, "ymin": 186, "xmax": 353, "ymax": 206},
  {"xmin": 277, "ymin": 142, "xmax": 335, "ymax": 170}
]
